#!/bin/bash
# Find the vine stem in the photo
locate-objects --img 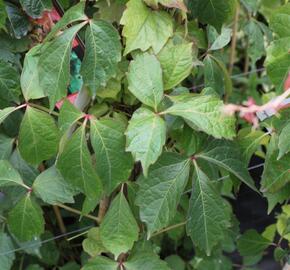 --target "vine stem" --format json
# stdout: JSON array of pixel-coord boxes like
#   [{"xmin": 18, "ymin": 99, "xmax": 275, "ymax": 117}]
[
  {"xmin": 97, "ymin": 197, "xmax": 110, "ymax": 223},
  {"xmin": 151, "ymin": 221, "xmax": 187, "ymax": 238},
  {"xmin": 28, "ymin": 103, "xmax": 59, "ymax": 117},
  {"xmin": 229, "ymin": 3, "xmax": 240, "ymax": 75},
  {"xmin": 56, "ymin": 203, "xmax": 100, "ymax": 223}
]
